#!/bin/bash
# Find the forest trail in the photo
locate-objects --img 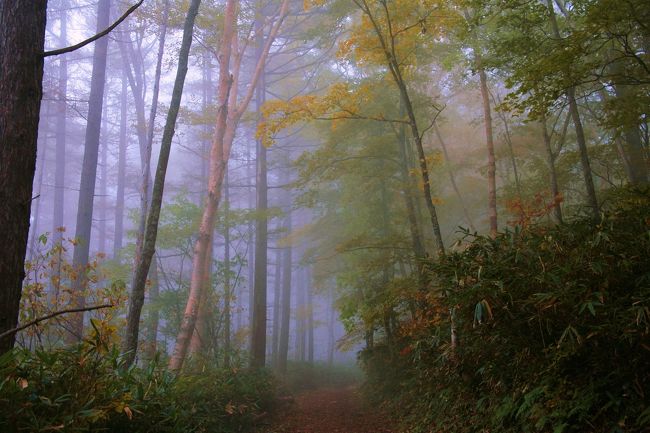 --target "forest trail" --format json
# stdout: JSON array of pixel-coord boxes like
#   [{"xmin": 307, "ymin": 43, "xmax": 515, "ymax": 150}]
[{"xmin": 265, "ymin": 386, "xmax": 397, "ymax": 433}]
